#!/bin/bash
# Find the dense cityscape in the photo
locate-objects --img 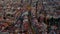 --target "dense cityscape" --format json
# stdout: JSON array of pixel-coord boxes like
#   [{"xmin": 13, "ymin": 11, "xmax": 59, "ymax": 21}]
[{"xmin": 0, "ymin": 0, "xmax": 60, "ymax": 34}]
